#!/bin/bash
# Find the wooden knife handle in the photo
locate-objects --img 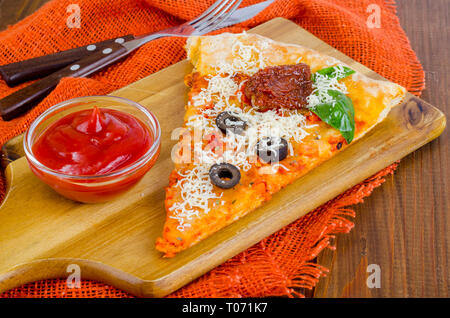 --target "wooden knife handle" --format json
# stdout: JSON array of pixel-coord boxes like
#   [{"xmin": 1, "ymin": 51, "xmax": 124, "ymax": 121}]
[
  {"xmin": 0, "ymin": 42, "xmax": 129, "ymax": 121},
  {"xmin": 0, "ymin": 35, "xmax": 134, "ymax": 87}
]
